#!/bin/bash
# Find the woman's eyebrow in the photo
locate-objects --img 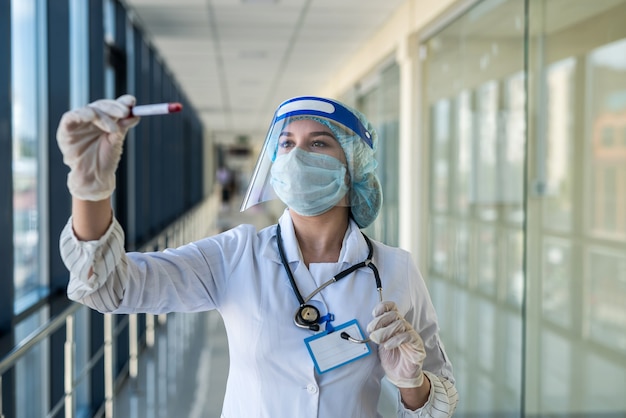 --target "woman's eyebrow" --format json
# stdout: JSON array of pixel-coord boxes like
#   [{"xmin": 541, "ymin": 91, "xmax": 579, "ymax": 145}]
[{"xmin": 309, "ymin": 131, "xmax": 337, "ymax": 139}]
